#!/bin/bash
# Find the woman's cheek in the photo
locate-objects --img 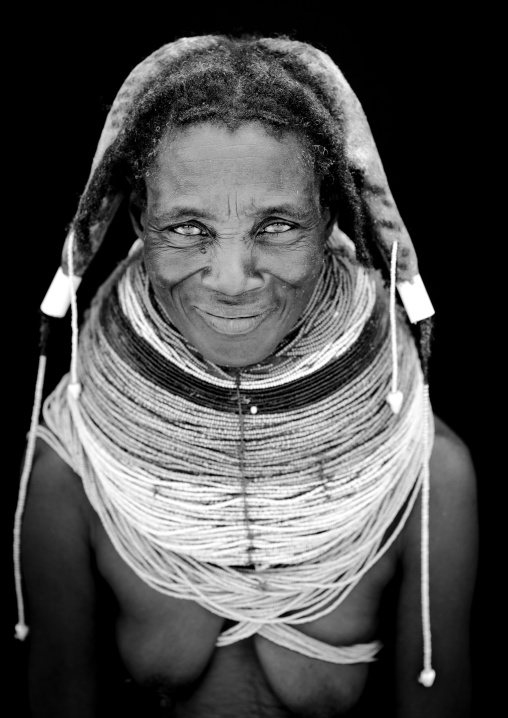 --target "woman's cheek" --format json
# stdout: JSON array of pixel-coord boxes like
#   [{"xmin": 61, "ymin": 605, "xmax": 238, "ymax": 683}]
[
  {"xmin": 265, "ymin": 237, "xmax": 324, "ymax": 287},
  {"xmin": 144, "ymin": 242, "xmax": 204, "ymax": 290}
]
